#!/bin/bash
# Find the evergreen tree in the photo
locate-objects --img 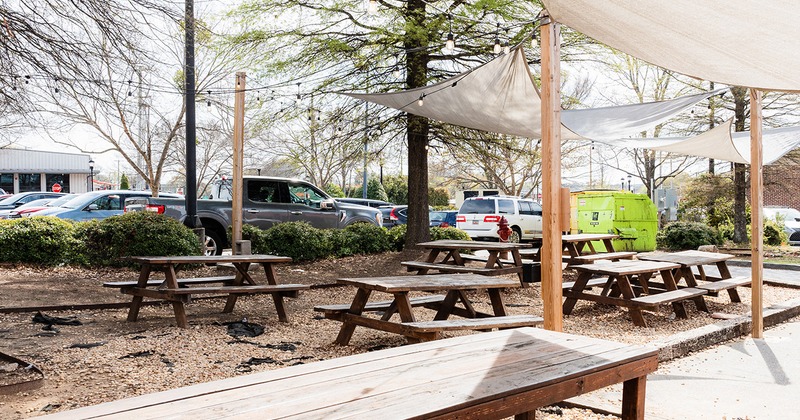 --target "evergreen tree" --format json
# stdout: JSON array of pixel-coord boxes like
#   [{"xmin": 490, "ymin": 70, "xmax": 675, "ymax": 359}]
[{"xmin": 119, "ymin": 174, "xmax": 130, "ymax": 190}]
